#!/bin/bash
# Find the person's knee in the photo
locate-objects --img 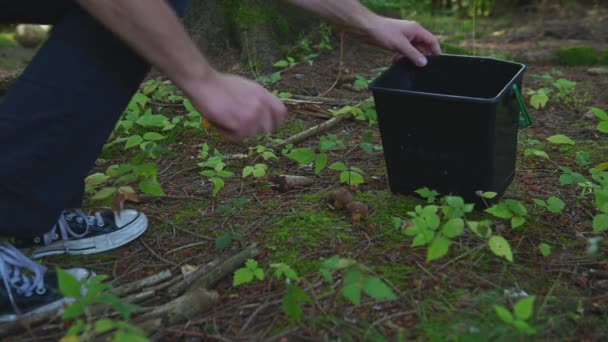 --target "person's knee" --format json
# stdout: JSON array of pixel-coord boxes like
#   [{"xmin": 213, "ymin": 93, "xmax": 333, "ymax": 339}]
[{"xmin": 166, "ymin": 0, "xmax": 190, "ymax": 17}]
